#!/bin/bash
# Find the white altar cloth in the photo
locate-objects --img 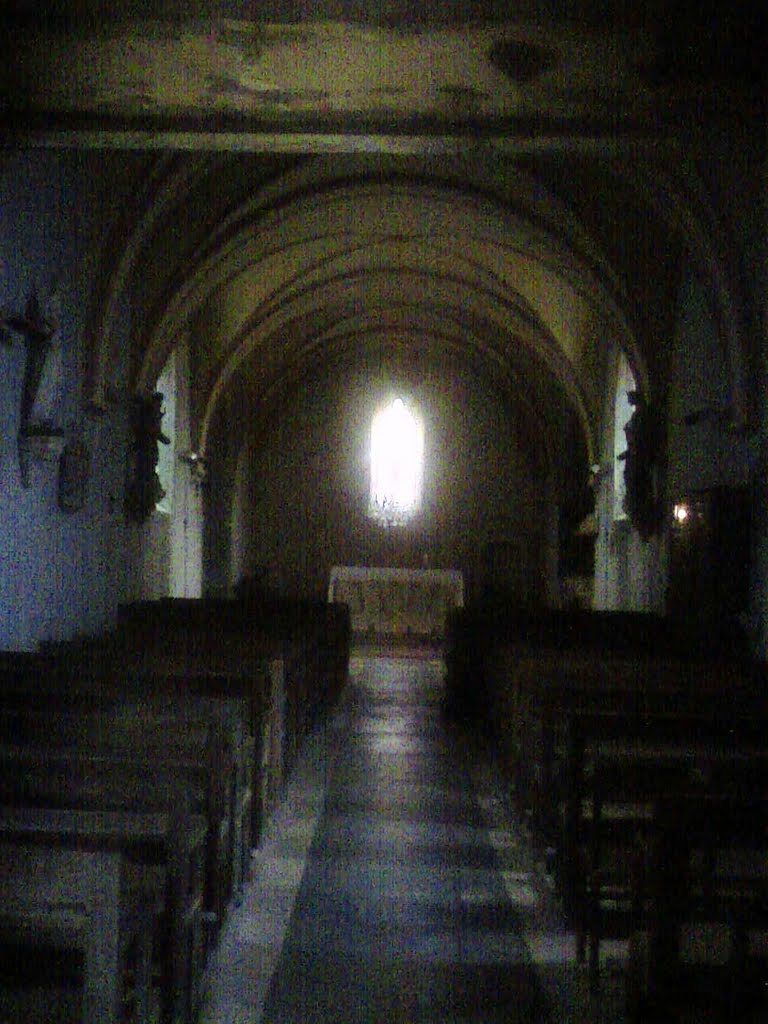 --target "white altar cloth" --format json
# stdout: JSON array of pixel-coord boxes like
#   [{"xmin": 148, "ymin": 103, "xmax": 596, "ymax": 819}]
[{"xmin": 328, "ymin": 566, "xmax": 464, "ymax": 637}]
